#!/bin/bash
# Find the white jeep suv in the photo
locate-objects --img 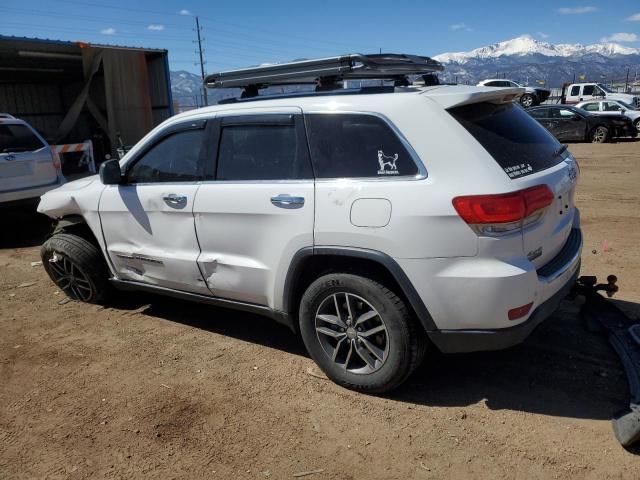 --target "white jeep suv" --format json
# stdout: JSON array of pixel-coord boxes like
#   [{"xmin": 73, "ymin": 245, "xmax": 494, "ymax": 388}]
[
  {"xmin": 1, "ymin": 114, "xmax": 64, "ymax": 206},
  {"xmin": 37, "ymin": 77, "xmax": 582, "ymax": 392}
]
